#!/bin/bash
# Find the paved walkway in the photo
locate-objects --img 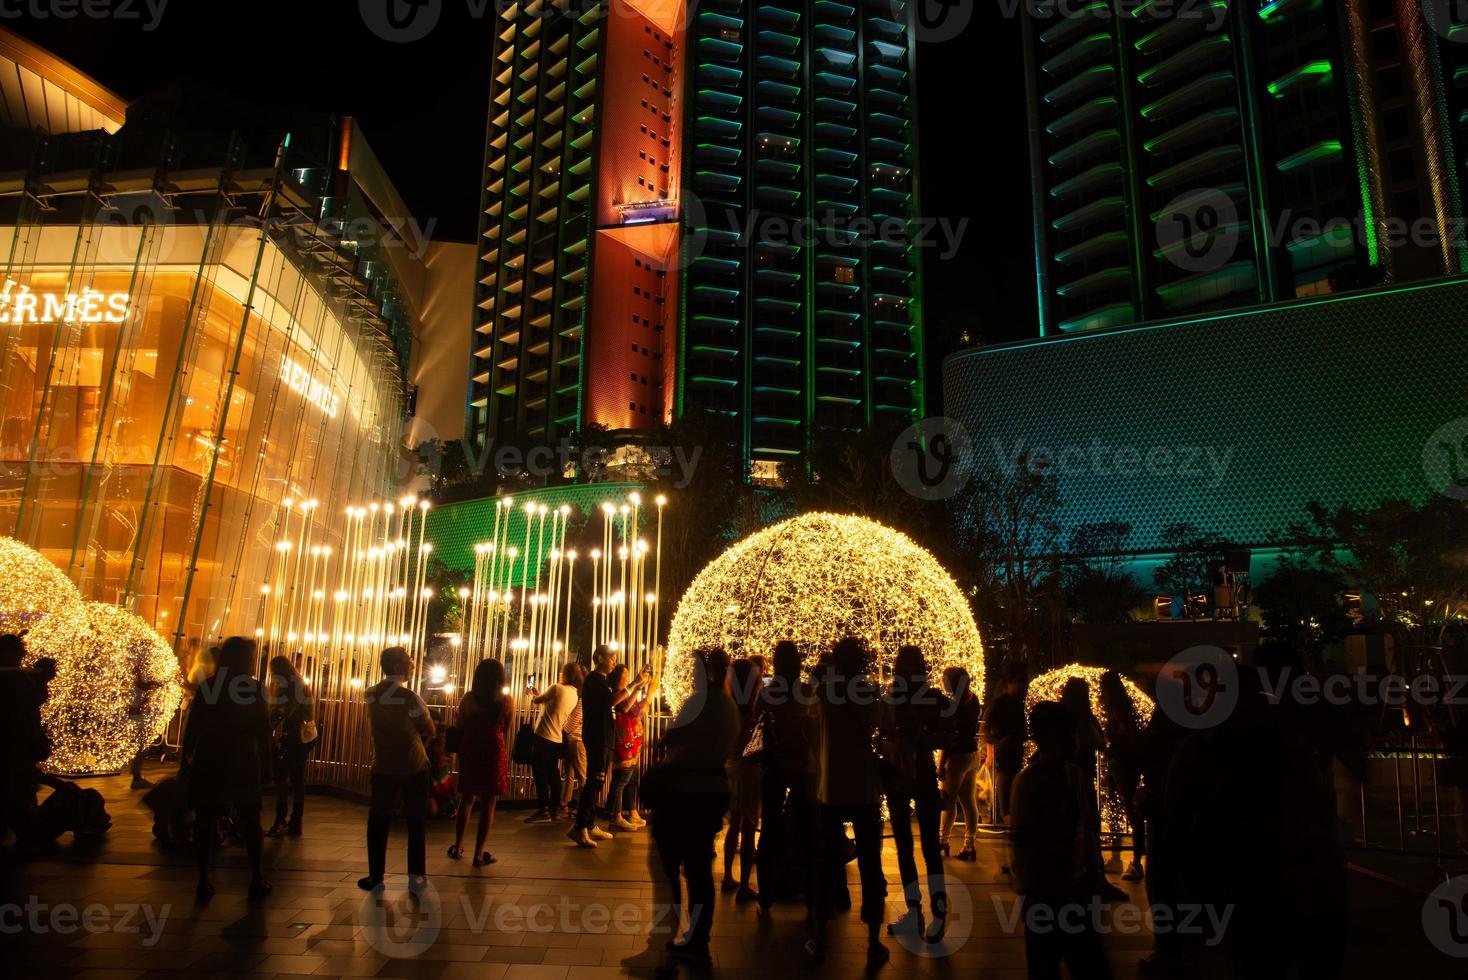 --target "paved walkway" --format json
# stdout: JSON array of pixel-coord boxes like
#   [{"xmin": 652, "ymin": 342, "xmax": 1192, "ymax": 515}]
[{"xmin": 0, "ymin": 763, "xmax": 1456, "ymax": 978}]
